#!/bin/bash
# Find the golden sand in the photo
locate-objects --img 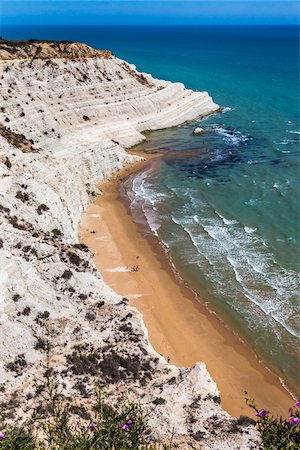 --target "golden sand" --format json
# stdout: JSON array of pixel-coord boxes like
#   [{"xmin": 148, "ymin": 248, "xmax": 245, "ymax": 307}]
[{"xmin": 79, "ymin": 153, "xmax": 294, "ymax": 418}]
